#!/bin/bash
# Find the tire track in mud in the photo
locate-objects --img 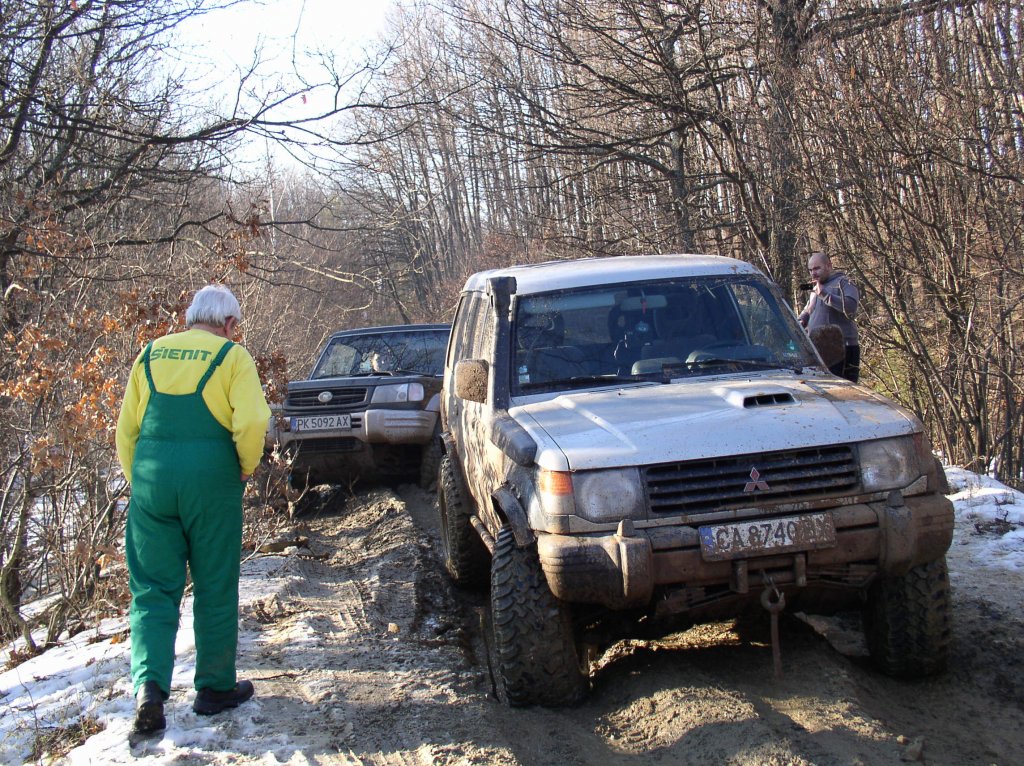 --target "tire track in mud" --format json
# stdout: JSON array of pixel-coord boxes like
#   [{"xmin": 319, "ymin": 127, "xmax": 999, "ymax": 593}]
[
  {"xmin": 235, "ymin": 487, "xmax": 498, "ymax": 764},
  {"xmin": 229, "ymin": 485, "xmax": 1024, "ymax": 766}
]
